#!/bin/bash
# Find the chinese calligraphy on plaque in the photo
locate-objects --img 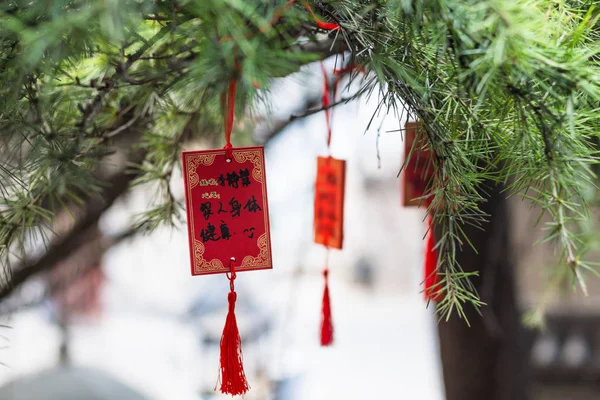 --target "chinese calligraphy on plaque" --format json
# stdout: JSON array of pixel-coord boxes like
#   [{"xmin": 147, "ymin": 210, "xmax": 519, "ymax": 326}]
[
  {"xmin": 313, "ymin": 156, "xmax": 345, "ymax": 249},
  {"xmin": 182, "ymin": 146, "xmax": 273, "ymax": 275}
]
